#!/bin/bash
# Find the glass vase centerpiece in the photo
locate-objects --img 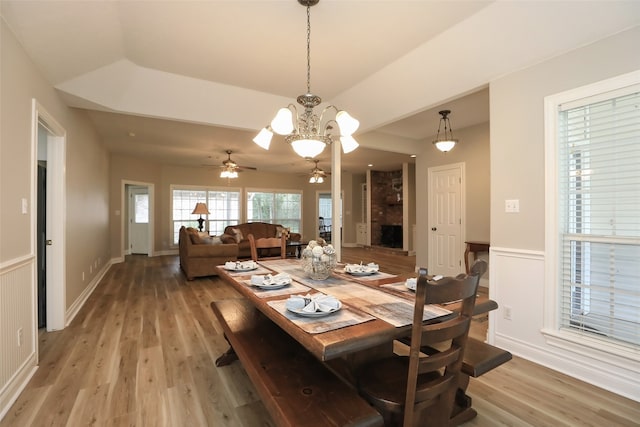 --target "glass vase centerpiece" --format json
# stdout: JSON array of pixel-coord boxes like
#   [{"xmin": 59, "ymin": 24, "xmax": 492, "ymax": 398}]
[{"xmin": 301, "ymin": 238, "xmax": 337, "ymax": 280}]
